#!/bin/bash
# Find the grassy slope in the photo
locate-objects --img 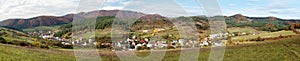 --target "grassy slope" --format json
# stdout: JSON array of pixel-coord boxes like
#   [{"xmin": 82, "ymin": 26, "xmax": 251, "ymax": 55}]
[
  {"xmin": 231, "ymin": 30, "xmax": 298, "ymax": 40},
  {"xmin": 1, "ymin": 36, "xmax": 300, "ymax": 61},
  {"xmin": 23, "ymin": 25, "xmax": 61, "ymax": 32},
  {"xmin": 0, "ymin": 28, "xmax": 35, "ymax": 43},
  {"xmin": 227, "ymin": 27, "xmax": 267, "ymax": 34}
]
